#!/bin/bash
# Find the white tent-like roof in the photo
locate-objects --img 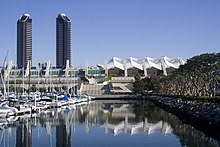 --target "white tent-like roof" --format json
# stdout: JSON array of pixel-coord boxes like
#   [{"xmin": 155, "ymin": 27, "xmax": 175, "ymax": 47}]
[{"xmin": 99, "ymin": 56, "xmax": 185, "ymax": 76}]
